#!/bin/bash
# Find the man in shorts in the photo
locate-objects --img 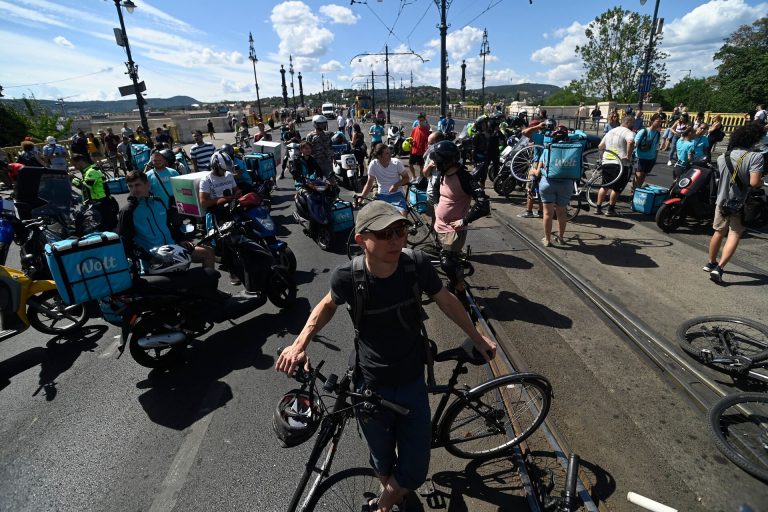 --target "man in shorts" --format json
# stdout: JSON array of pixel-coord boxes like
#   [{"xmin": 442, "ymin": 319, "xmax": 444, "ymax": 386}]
[
  {"xmin": 408, "ymin": 114, "xmax": 430, "ymax": 182},
  {"xmin": 703, "ymin": 124, "xmax": 764, "ymax": 283},
  {"xmin": 276, "ymin": 200, "xmax": 496, "ymax": 512},
  {"xmin": 595, "ymin": 116, "xmax": 635, "ymax": 216},
  {"xmin": 633, "ymin": 113, "xmax": 662, "ymax": 192}
]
